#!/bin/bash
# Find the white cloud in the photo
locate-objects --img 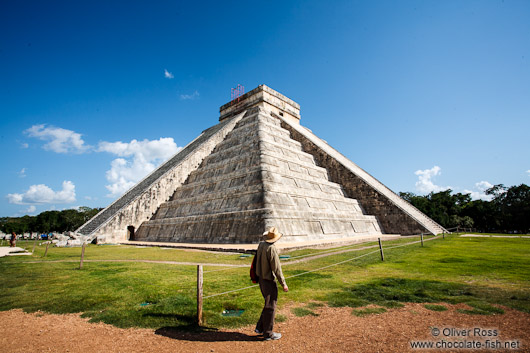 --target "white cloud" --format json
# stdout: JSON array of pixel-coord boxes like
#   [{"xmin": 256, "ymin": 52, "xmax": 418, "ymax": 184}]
[
  {"xmin": 164, "ymin": 69, "xmax": 174, "ymax": 79},
  {"xmin": 21, "ymin": 123, "xmax": 184, "ymax": 199},
  {"xmin": 97, "ymin": 138, "xmax": 181, "ymax": 197},
  {"xmin": 18, "ymin": 168, "xmax": 26, "ymax": 178},
  {"xmin": 7, "ymin": 181, "xmax": 76, "ymax": 205},
  {"xmin": 414, "ymin": 166, "xmax": 451, "ymax": 194},
  {"xmin": 475, "ymin": 181, "xmax": 493, "ymax": 191},
  {"xmin": 180, "ymin": 91, "xmax": 199, "ymax": 100},
  {"xmin": 21, "ymin": 142, "xmax": 29, "ymax": 149},
  {"xmin": 25, "ymin": 205, "xmax": 36, "ymax": 214},
  {"xmin": 25, "ymin": 124, "xmax": 90, "ymax": 153},
  {"xmin": 463, "ymin": 181, "xmax": 494, "ymax": 201},
  {"xmin": 527, "ymin": 170, "xmax": 530, "ymax": 176},
  {"xmin": 414, "ymin": 166, "xmax": 495, "ymax": 200}
]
